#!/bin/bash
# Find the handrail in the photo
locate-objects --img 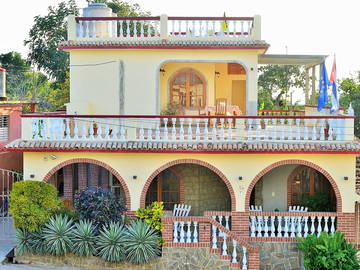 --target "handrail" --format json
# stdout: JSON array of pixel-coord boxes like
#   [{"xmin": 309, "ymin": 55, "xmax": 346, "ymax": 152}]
[
  {"xmin": 21, "ymin": 114, "xmax": 355, "ymax": 119},
  {"xmin": 249, "ymin": 211, "xmax": 338, "ymax": 217},
  {"xmin": 168, "ymin": 16, "xmax": 254, "ymax": 21},
  {"xmin": 75, "ymin": 16, "xmax": 160, "ymax": 22}
]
